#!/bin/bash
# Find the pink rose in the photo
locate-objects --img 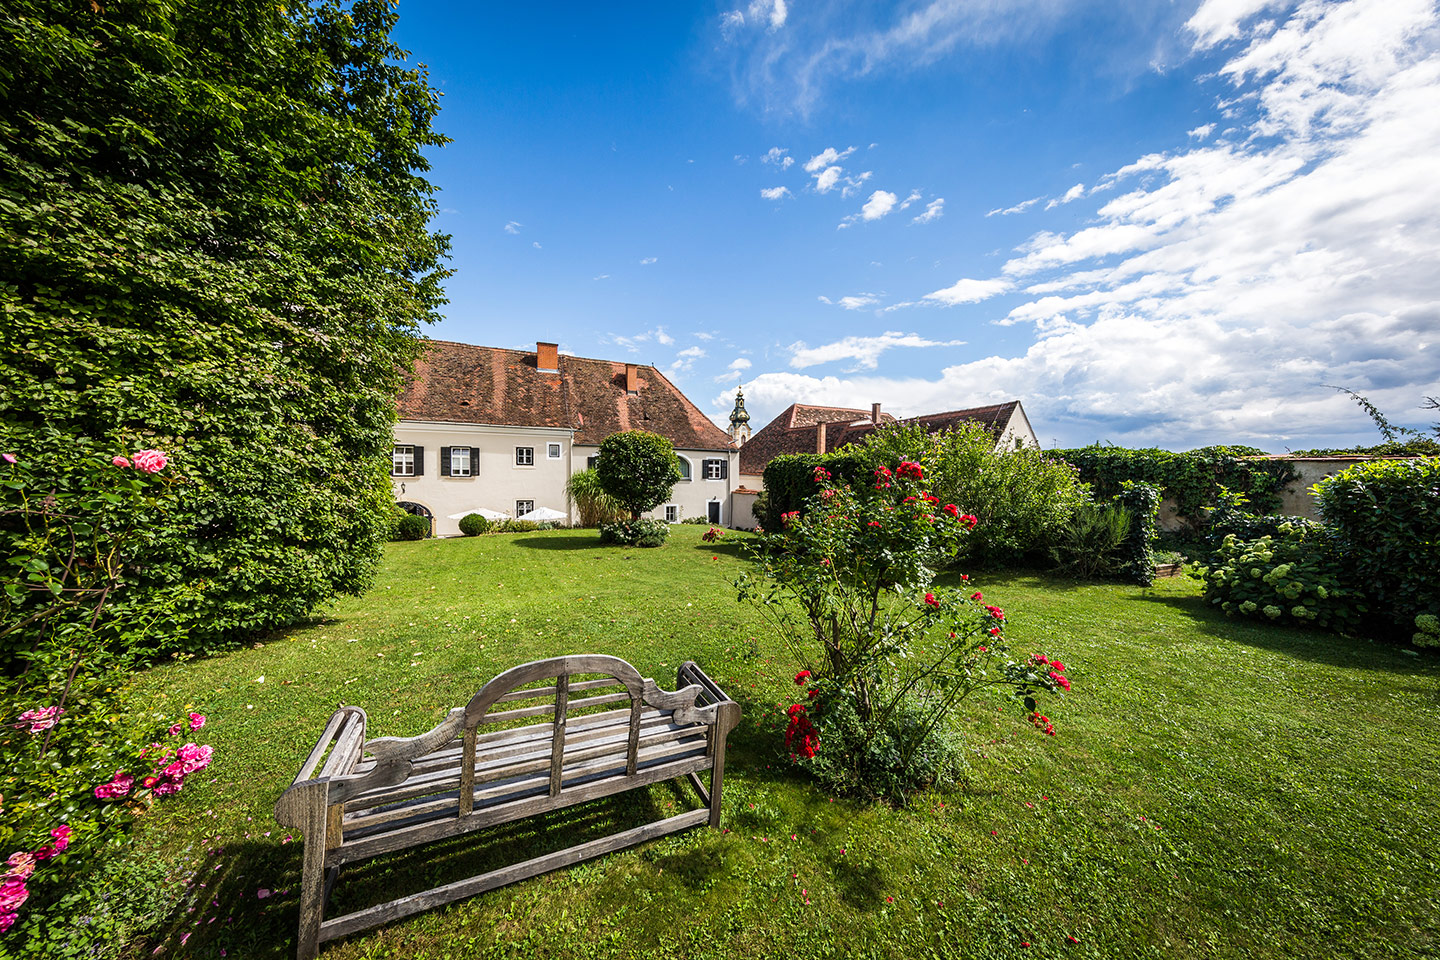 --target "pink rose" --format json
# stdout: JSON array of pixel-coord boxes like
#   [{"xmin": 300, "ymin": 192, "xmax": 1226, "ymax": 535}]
[
  {"xmin": 188, "ymin": 713, "xmax": 206, "ymax": 731},
  {"xmin": 0, "ymin": 910, "xmax": 14, "ymax": 933},
  {"xmin": 14, "ymin": 706, "xmax": 62, "ymax": 734},
  {"xmin": 177, "ymin": 743, "xmax": 214, "ymax": 774},
  {"xmin": 5, "ymin": 852, "xmax": 35, "ymax": 881},
  {"xmin": 1, "ymin": 454, "xmax": 15, "ymax": 465},
  {"xmin": 152, "ymin": 780, "xmax": 181, "ymax": 797},
  {"xmin": 112, "ymin": 456, "xmax": 131, "ymax": 468},
  {"xmin": 0, "ymin": 878, "xmax": 26, "ymax": 912},
  {"xmin": 31, "ymin": 845, "xmax": 54, "ymax": 862},
  {"xmin": 167, "ymin": 722, "xmax": 183, "ymax": 736},
  {"xmin": 131, "ymin": 449, "xmax": 168, "ymax": 474}
]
